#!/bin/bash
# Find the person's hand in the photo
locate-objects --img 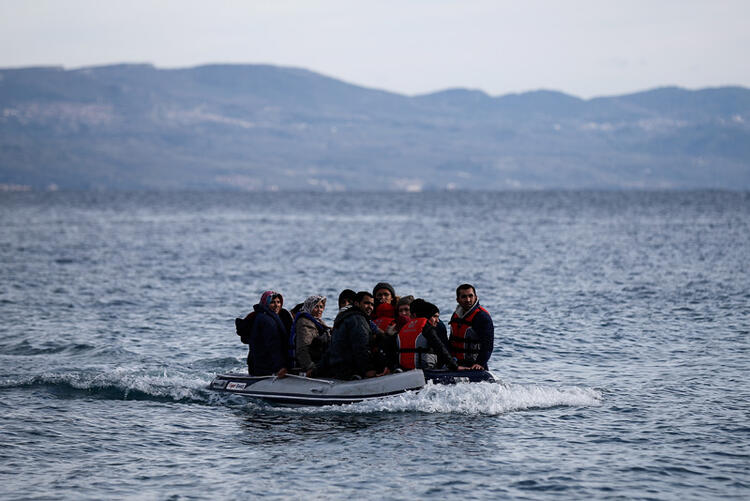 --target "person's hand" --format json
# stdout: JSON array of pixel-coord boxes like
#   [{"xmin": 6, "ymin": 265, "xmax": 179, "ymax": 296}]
[
  {"xmin": 364, "ymin": 370, "xmax": 377, "ymax": 378},
  {"xmin": 275, "ymin": 368, "xmax": 288, "ymax": 378},
  {"xmin": 305, "ymin": 369, "xmax": 314, "ymax": 377},
  {"xmin": 385, "ymin": 325, "xmax": 397, "ymax": 336},
  {"xmin": 470, "ymin": 364, "xmax": 483, "ymax": 370},
  {"xmin": 376, "ymin": 367, "xmax": 391, "ymax": 377}
]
